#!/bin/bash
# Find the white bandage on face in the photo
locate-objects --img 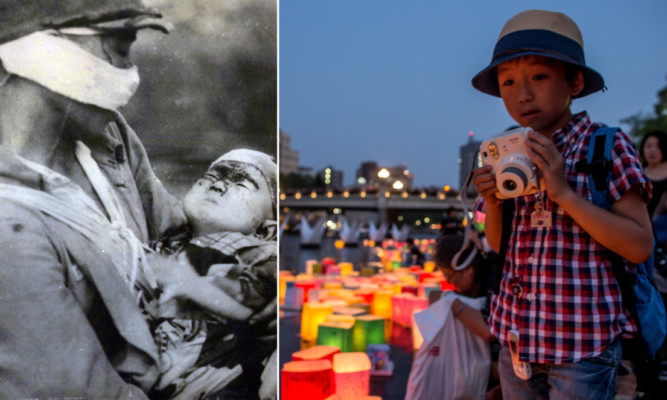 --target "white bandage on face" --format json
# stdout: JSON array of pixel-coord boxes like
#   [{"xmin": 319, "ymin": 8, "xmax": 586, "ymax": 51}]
[{"xmin": 0, "ymin": 31, "xmax": 140, "ymax": 111}]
